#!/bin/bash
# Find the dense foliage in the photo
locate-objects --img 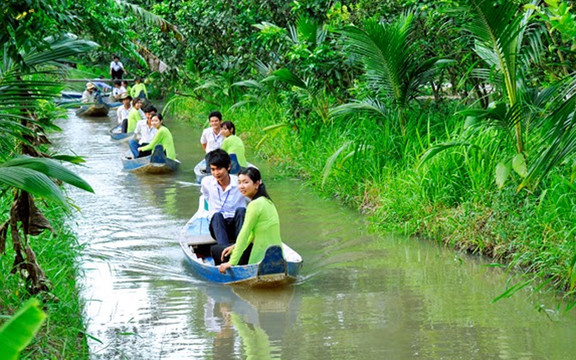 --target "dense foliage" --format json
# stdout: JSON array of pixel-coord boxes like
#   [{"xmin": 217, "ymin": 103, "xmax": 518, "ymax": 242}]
[{"xmin": 142, "ymin": 0, "xmax": 576, "ymax": 302}]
